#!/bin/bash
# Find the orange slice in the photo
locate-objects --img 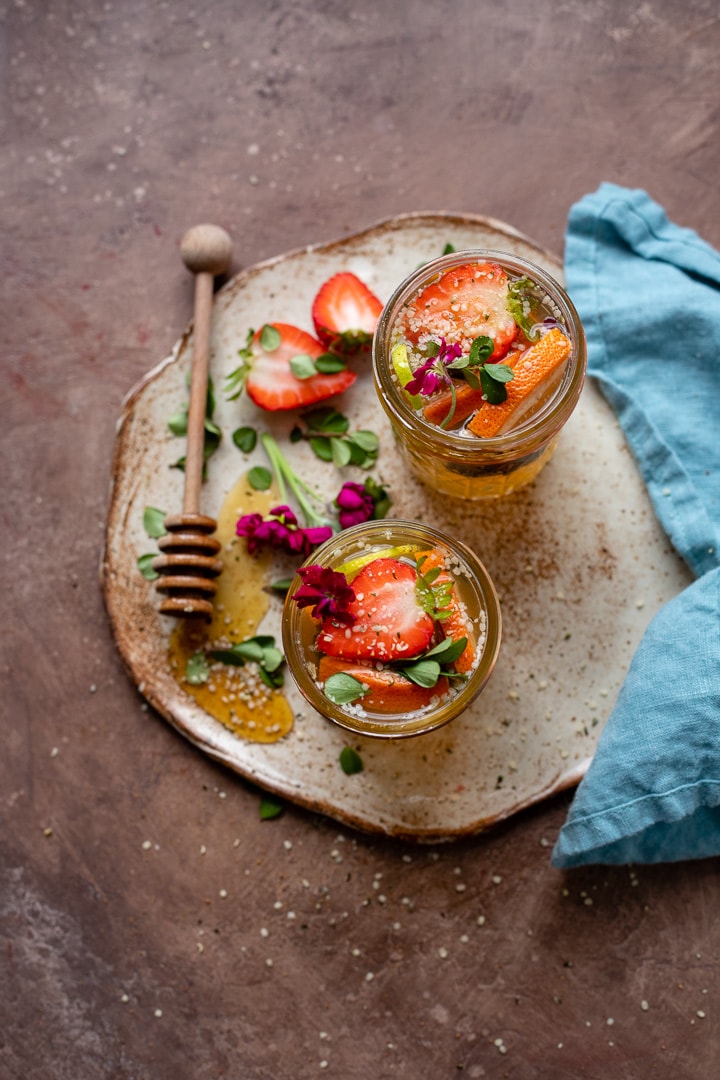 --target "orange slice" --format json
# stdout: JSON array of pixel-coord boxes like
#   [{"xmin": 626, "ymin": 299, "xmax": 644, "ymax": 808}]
[
  {"xmin": 317, "ymin": 656, "xmax": 449, "ymax": 715},
  {"xmin": 415, "ymin": 548, "xmax": 476, "ymax": 673},
  {"xmin": 467, "ymin": 327, "xmax": 571, "ymax": 439},
  {"xmin": 422, "ymin": 381, "xmax": 485, "ymax": 429}
]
